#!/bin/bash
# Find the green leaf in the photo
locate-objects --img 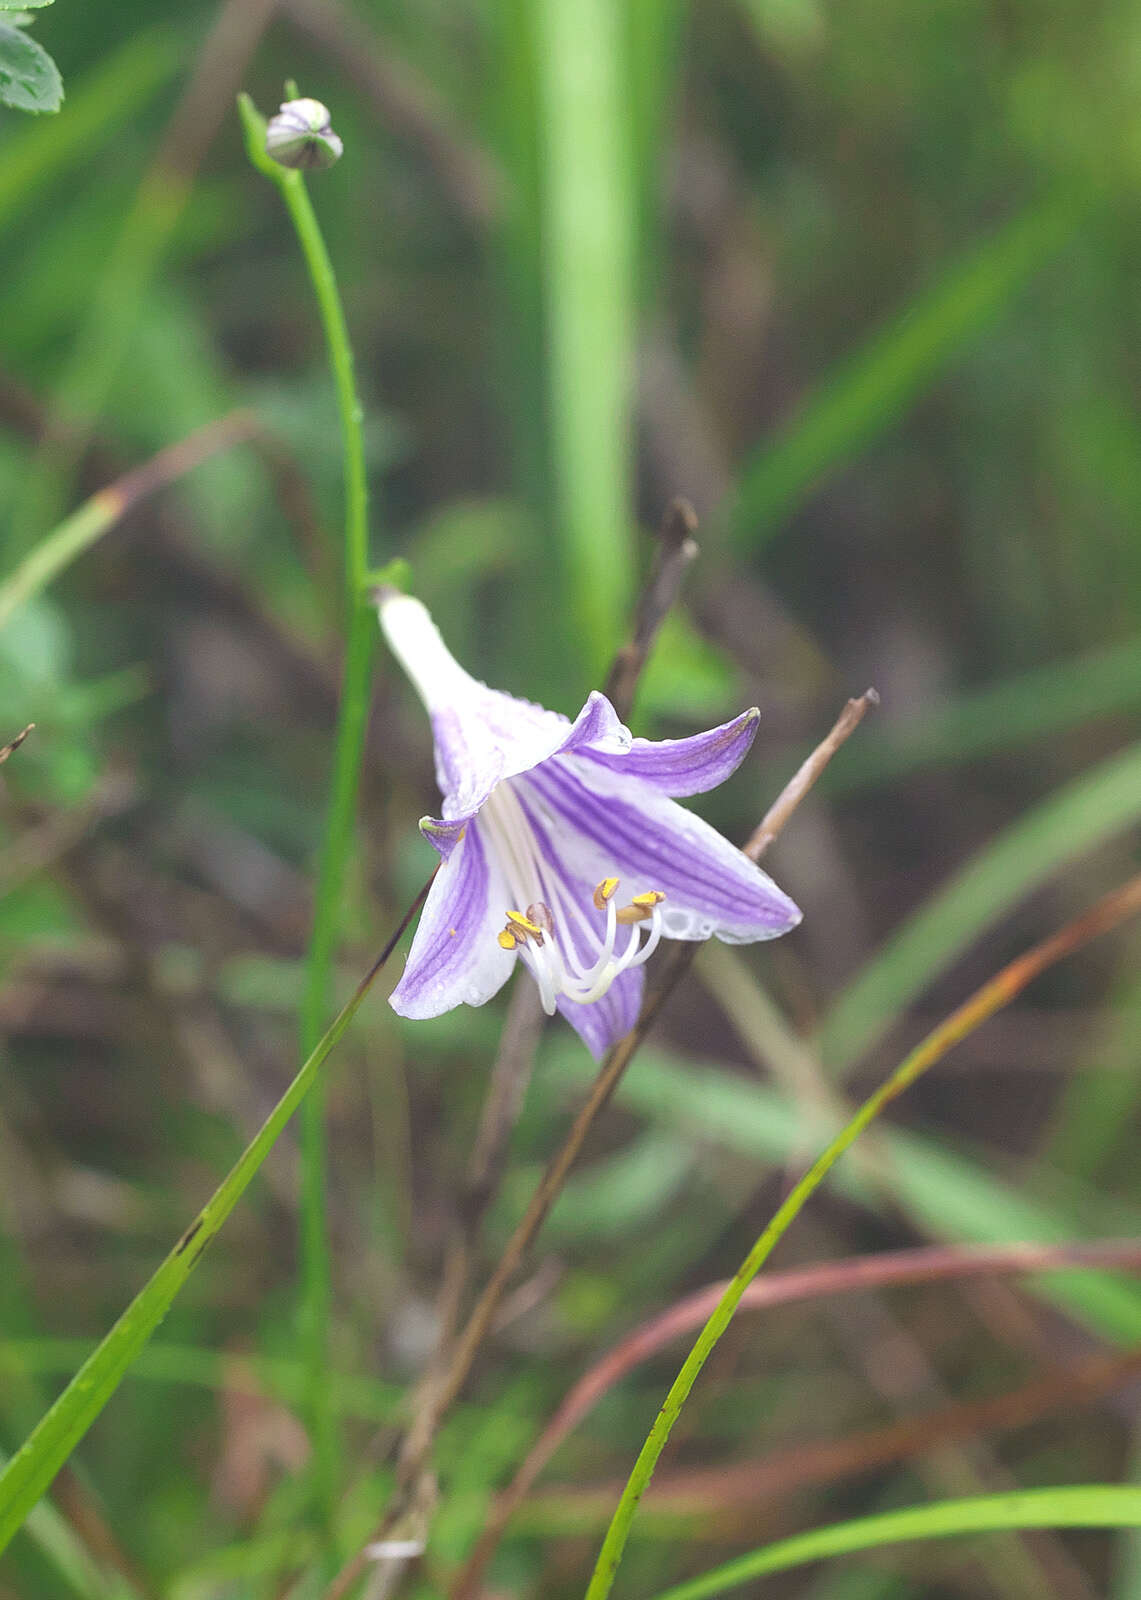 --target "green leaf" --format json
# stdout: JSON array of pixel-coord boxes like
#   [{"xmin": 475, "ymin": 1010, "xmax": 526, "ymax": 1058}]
[
  {"xmin": 0, "ymin": 22, "xmax": 61, "ymax": 113},
  {"xmin": 0, "ymin": 0, "xmax": 53, "ymax": 9},
  {"xmin": 645, "ymin": 1487, "xmax": 1141, "ymax": 1600}
]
